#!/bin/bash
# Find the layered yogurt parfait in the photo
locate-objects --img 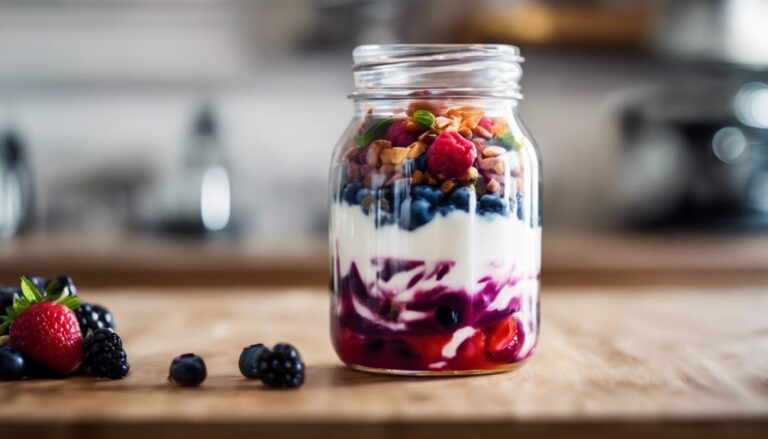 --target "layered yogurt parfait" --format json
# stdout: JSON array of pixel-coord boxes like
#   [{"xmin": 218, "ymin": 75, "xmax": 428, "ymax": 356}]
[{"xmin": 330, "ymin": 45, "xmax": 541, "ymax": 375}]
